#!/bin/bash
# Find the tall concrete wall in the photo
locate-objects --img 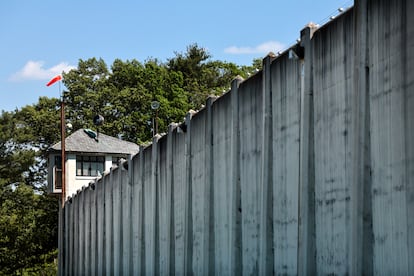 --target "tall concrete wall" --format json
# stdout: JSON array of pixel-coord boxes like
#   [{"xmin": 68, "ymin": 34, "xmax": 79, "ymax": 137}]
[{"xmin": 59, "ymin": 0, "xmax": 414, "ymax": 274}]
